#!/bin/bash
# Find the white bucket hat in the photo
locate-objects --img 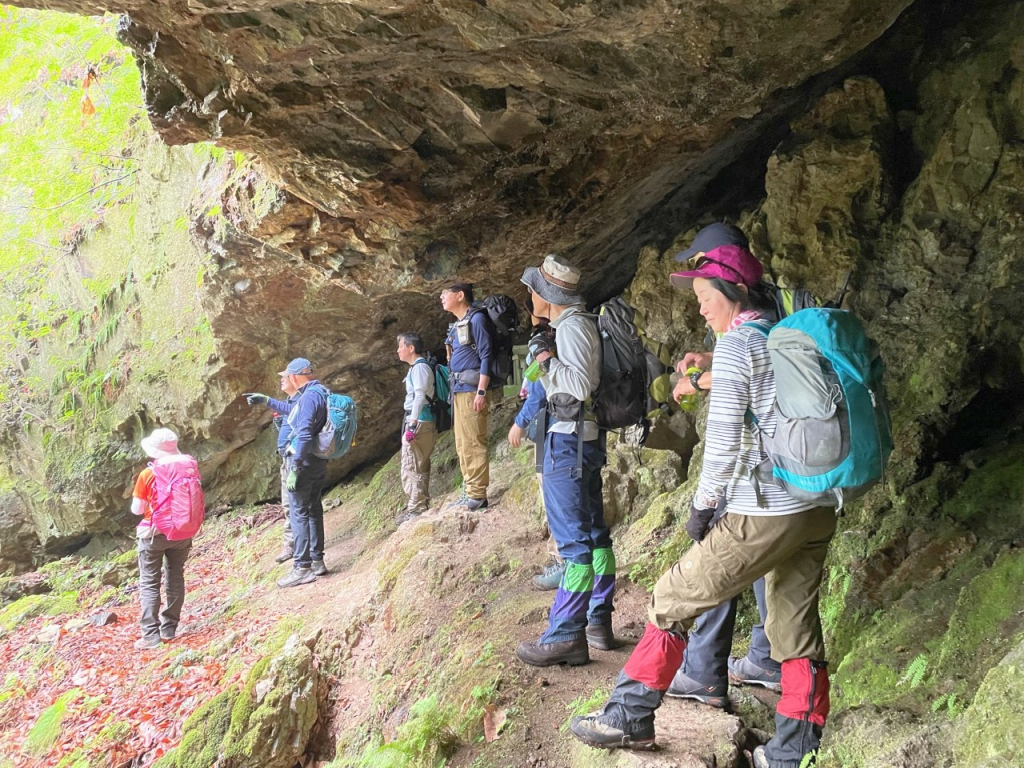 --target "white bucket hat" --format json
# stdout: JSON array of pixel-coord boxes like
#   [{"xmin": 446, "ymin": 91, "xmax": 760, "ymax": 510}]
[{"xmin": 141, "ymin": 428, "xmax": 180, "ymax": 459}]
